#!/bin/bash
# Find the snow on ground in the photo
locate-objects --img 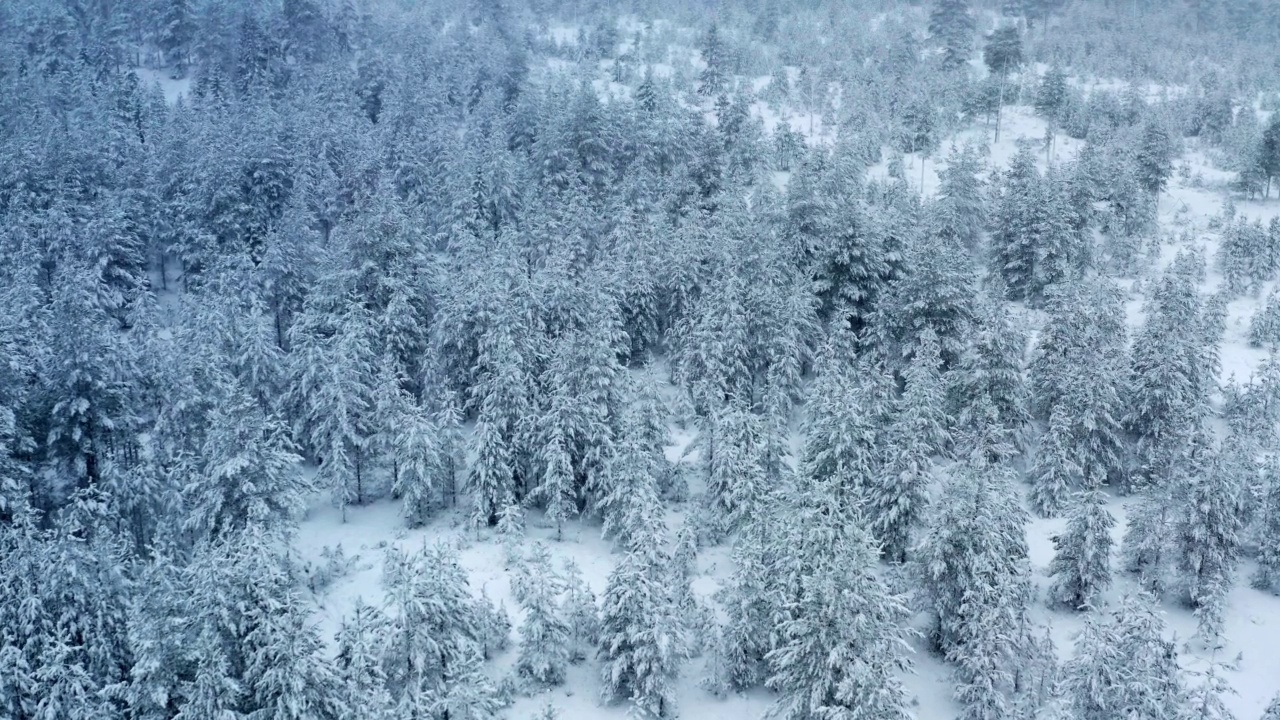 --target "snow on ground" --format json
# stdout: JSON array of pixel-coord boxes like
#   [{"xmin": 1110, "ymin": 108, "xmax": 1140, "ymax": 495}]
[{"xmin": 133, "ymin": 67, "xmax": 192, "ymax": 105}]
